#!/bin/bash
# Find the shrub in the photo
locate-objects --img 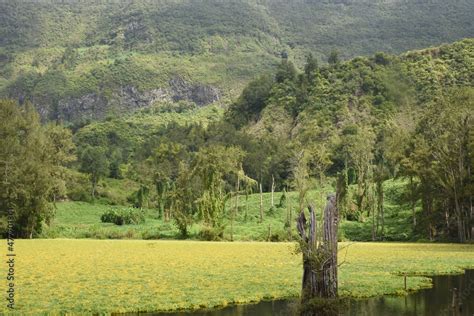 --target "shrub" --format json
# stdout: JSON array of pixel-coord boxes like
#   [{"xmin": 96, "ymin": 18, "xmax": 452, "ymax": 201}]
[
  {"xmin": 267, "ymin": 206, "xmax": 277, "ymax": 216},
  {"xmin": 198, "ymin": 225, "xmax": 224, "ymax": 241},
  {"xmin": 268, "ymin": 229, "xmax": 289, "ymax": 242},
  {"xmin": 337, "ymin": 228, "xmax": 347, "ymax": 242},
  {"xmin": 65, "ymin": 171, "xmax": 92, "ymax": 202},
  {"xmin": 100, "ymin": 208, "xmax": 145, "ymax": 225},
  {"xmin": 141, "ymin": 228, "xmax": 161, "ymax": 240},
  {"xmin": 99, "ymin": 188, "xmax": 129, "ymax": 206},
  {"xmin": 278, "ymin": 191, "xmax": 287, "ymax": 208}
]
